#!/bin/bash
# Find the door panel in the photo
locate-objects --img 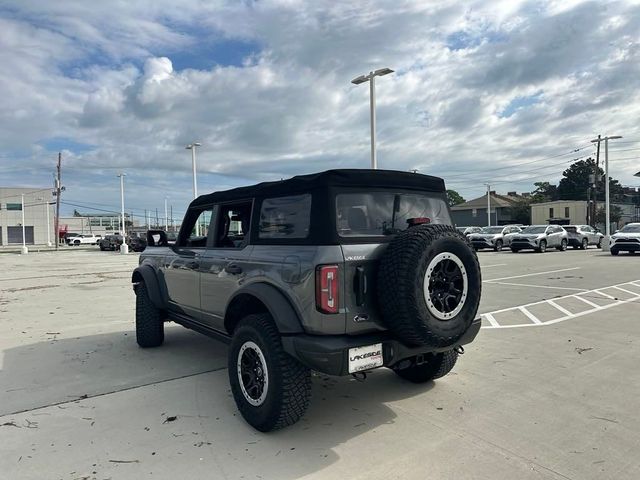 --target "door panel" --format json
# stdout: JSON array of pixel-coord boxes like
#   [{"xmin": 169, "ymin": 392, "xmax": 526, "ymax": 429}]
[{"xmin": 163, "ymin": 249, "xmax": 202, "ymax": 318}]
